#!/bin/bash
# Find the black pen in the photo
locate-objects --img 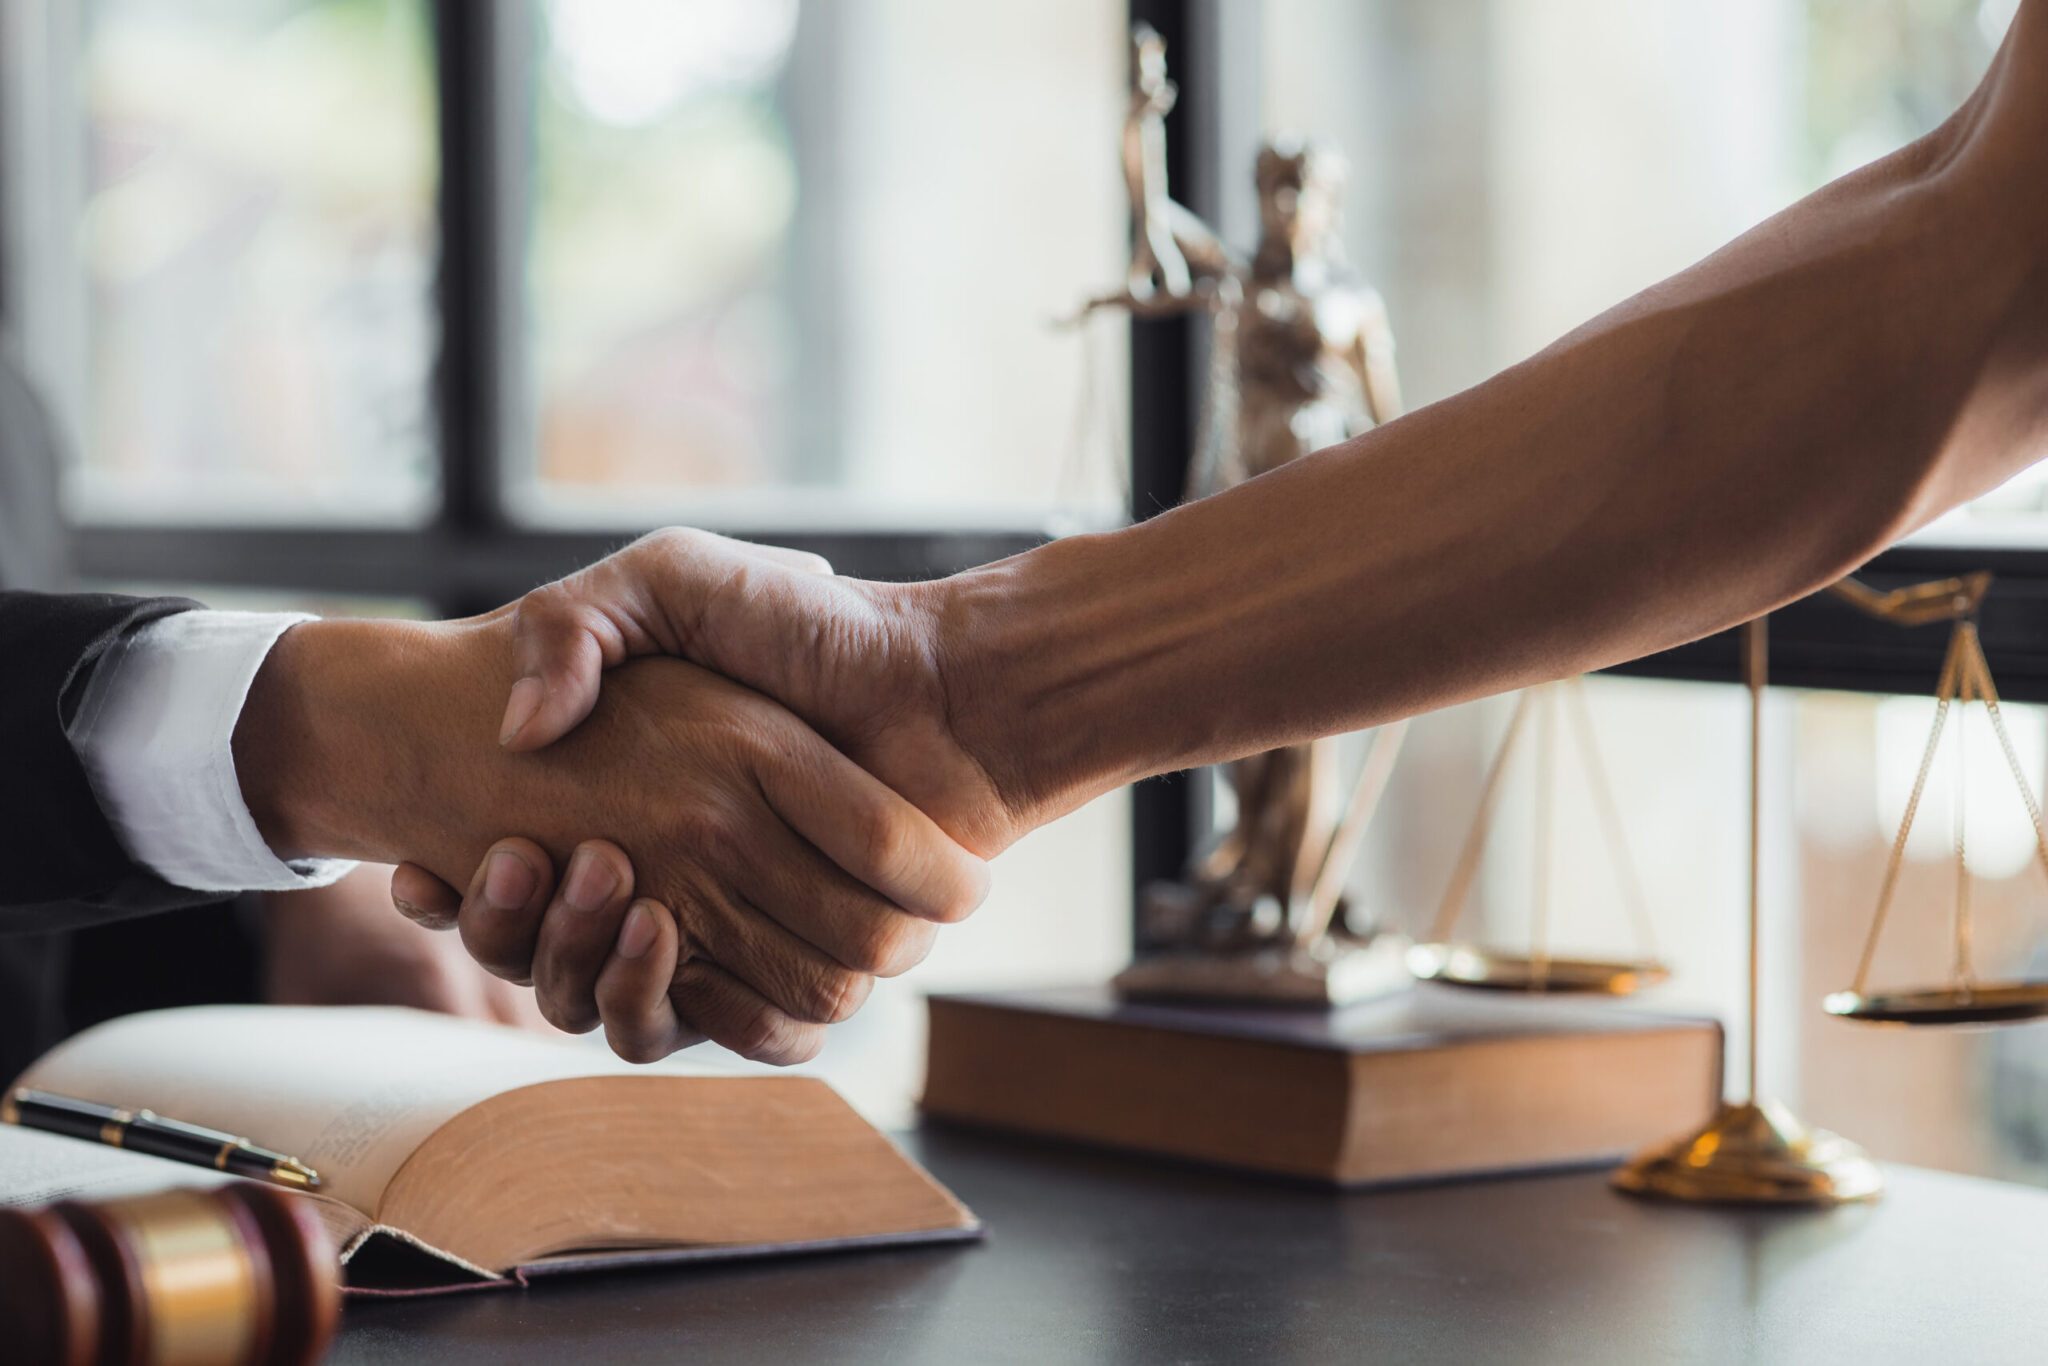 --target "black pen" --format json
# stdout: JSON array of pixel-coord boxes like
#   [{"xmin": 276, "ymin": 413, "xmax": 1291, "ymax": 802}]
[{"xmin": 2, "ymin": 1087, "xmax": 322, "ymax": 1191}]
